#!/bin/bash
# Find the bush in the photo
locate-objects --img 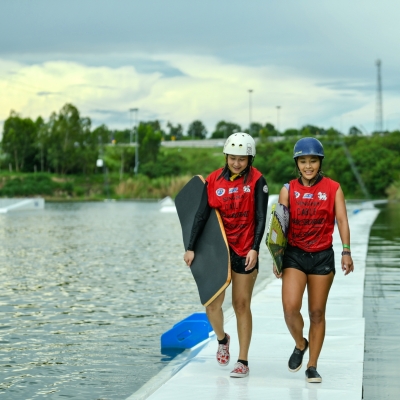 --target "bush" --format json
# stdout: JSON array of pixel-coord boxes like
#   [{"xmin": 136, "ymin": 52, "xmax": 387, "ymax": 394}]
[
  {"xmin": 0, "ymin": 174, "xmax": 56, "ymax": 196},
  {"xmin": 0, "ymin": 174, "xmax": 73, "ymax": 197}
]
